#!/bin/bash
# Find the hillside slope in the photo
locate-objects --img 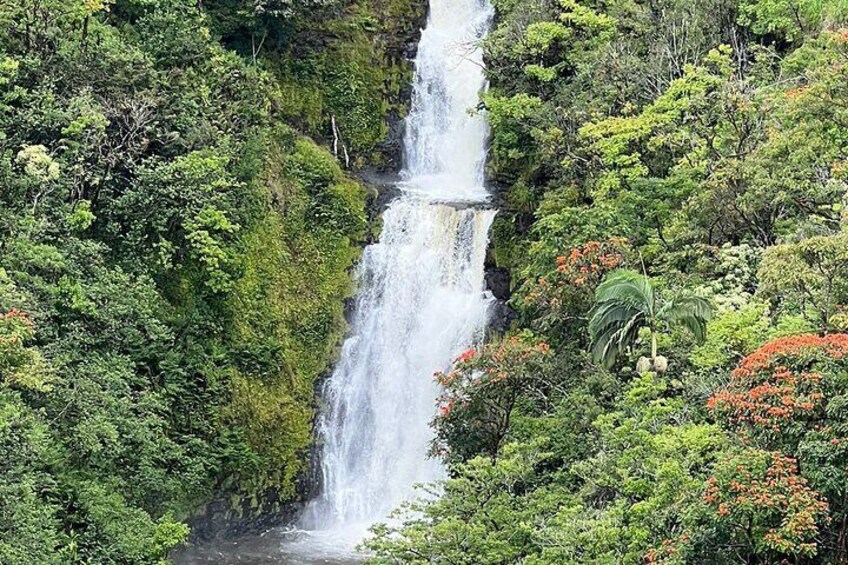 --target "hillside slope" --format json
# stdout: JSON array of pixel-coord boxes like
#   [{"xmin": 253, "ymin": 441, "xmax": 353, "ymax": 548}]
[{"xmin": 0, "ymin": 0, "xmax": 424, "ymax": 561}]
